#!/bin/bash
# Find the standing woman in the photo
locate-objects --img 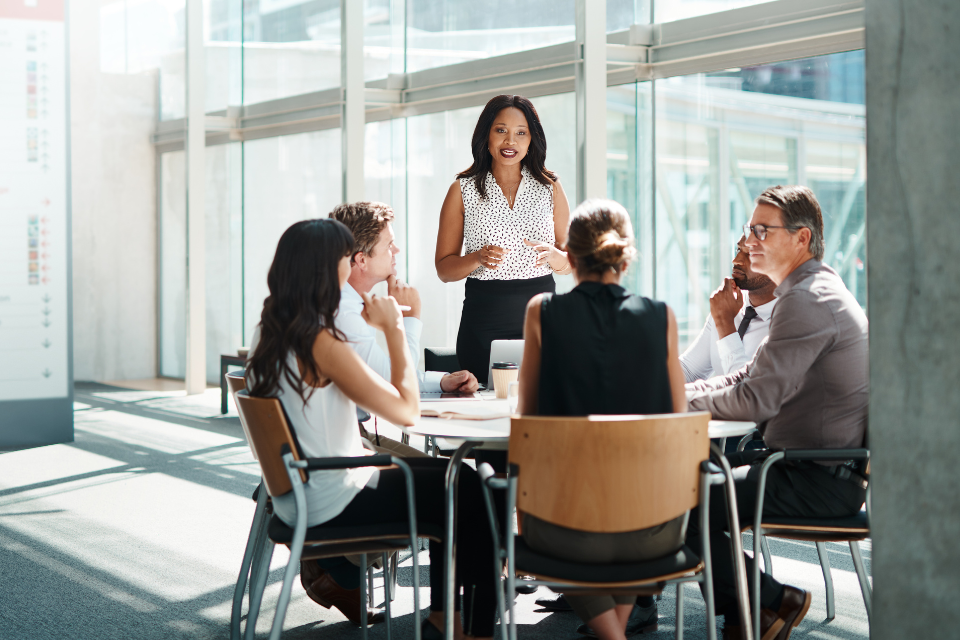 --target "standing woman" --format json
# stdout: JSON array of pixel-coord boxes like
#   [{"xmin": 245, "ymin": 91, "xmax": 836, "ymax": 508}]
[{"xmin": 436, "ymin": 94, "xmax": 573, "ymax": 383}]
